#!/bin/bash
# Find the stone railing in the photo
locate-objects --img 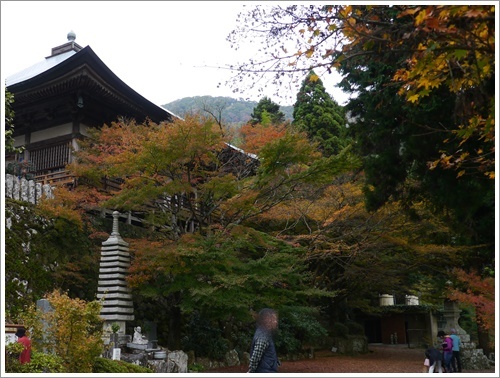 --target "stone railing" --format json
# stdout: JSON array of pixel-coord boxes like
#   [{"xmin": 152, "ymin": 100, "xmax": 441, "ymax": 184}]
[{"xmin": 5, "ymin": 174, "xmax": 53, "ymax": 204}]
